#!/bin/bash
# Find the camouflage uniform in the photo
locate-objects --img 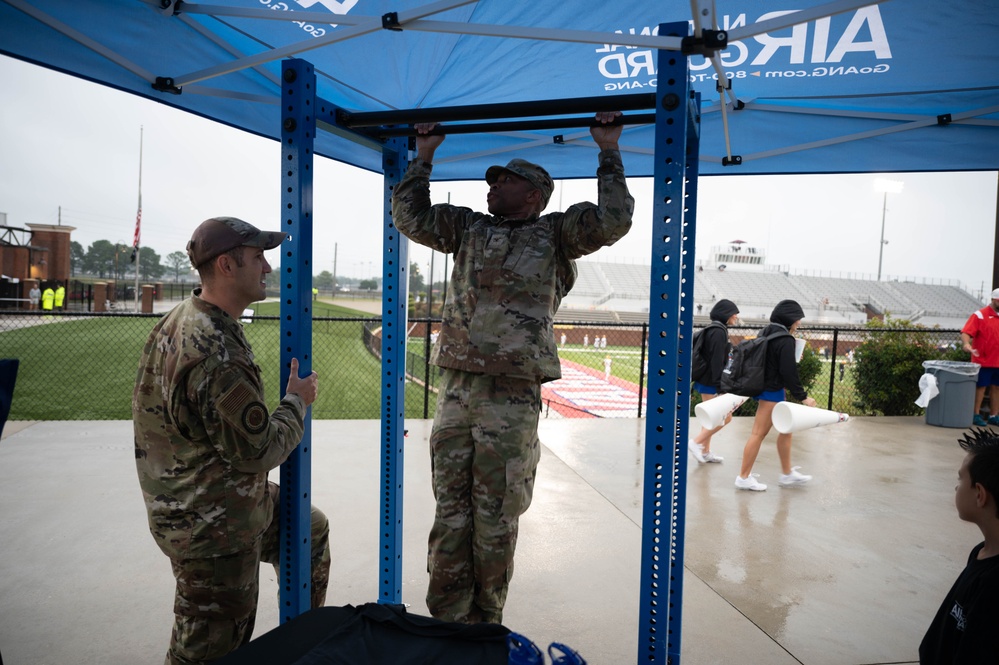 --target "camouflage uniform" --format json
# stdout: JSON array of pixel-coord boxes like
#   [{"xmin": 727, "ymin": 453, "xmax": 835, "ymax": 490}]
[
  {"xmin": 392, "ymin": 149, "xmax": 633, "ymax": 623},
  {"xmin": 133, "ymin": 290, "xmax": 330, "ymax": 664}
]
